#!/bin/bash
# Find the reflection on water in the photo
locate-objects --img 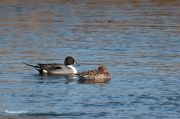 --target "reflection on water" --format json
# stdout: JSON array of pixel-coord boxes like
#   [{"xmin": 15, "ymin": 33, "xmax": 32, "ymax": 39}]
[
  {"xmin": 0, "ymin": 0, "xmax": 180, "ymax": 118},
  {"xmin": 78, "ymin": 79, "xmax": 109, "ymax": 84}
]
